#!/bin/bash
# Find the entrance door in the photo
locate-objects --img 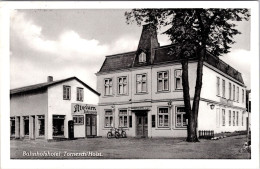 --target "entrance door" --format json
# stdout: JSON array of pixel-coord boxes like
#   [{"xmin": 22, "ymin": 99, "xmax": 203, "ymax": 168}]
[
  {"xmin": 24, "ymin": 117, "xmax": 29, "ymax": 137},
  {"xmin": 86, "ymin": 114, "xmax": 97, "ymax": 137},
  {"xmin": 136, "ymin": 112, "xmax": 148, "ymax": 137}
]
